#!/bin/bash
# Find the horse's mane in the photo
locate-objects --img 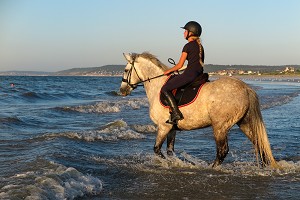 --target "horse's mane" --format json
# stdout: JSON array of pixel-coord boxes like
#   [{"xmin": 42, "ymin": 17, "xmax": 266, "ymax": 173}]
[{"xmin": 132, "ymin": 52, "xmax": 169, "ymax": 71}]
